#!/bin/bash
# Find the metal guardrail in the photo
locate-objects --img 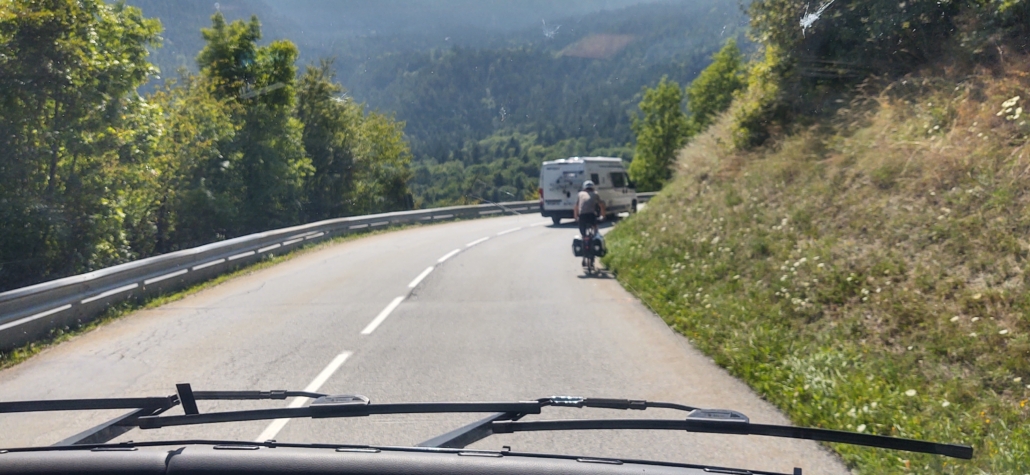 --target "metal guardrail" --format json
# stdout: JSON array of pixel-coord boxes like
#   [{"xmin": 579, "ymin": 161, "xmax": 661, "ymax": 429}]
[{"xmin": 0, "ymin": 192, "xmax": 656, "ymax": 352}]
